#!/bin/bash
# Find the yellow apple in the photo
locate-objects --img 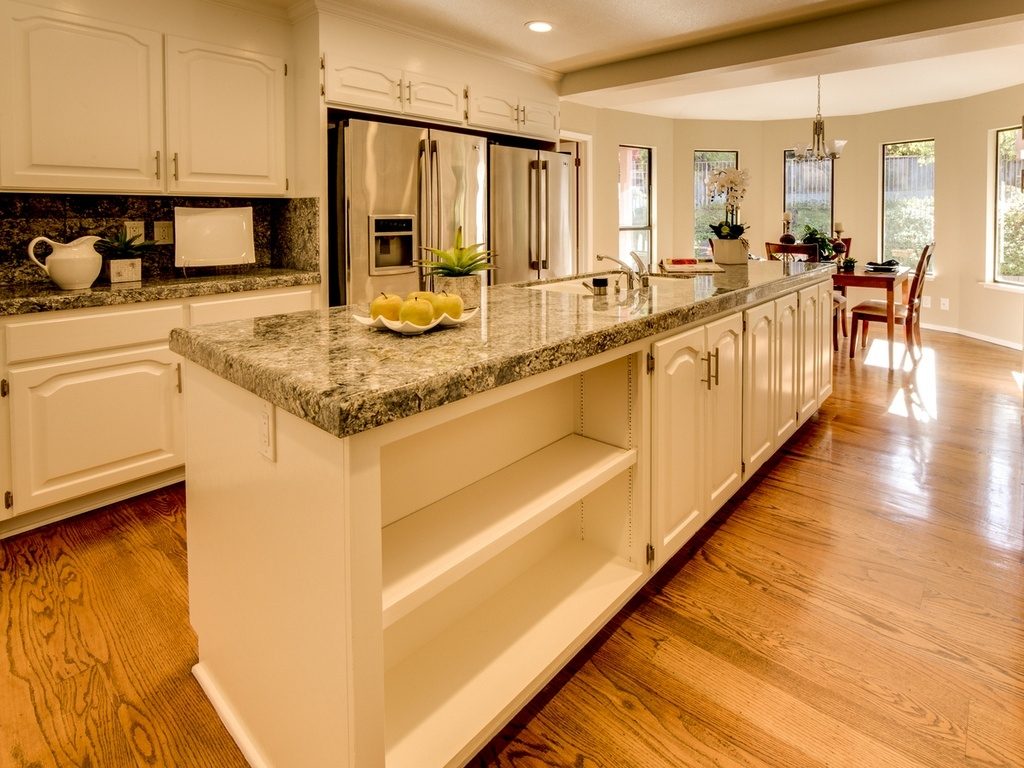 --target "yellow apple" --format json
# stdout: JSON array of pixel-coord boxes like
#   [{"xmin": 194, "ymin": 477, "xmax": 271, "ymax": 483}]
[
  {"xmin": 369, "ymin": 292, "xmax": 403, "ymax": 321},
  {"xmin": 431, "ymin": 290, "xmax": 463, "ymax": 319},
  {"xmin": 398, "ymin": 296, "xmax": 434, "ymax": 326},
  {"xmin": 406, "ymin": 290, "xmax": 435, "ymax": 302}
]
